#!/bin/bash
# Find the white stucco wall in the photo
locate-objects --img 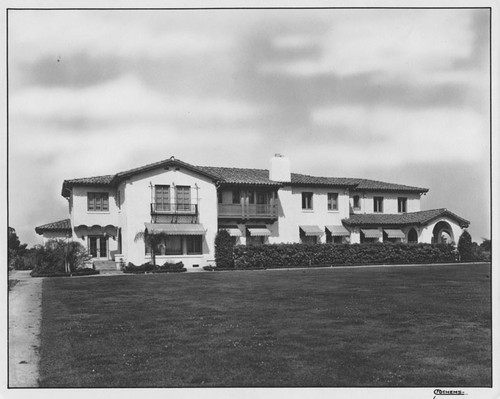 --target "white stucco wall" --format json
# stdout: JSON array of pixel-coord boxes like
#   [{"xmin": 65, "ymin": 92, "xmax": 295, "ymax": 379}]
[
  {"xmin": 350, "ymin": 192, "xmax": 421, "ymax": 214},
  {"xmin": 270, "ymin": 186, "xmax": 350, "ymax": 244},
  {"xmin": 419, "ymin": 217, "xmax": 464, "ymax": 245},
  {"xmin": 120, "ymin": 166, "xmax": 218, "ymax": 268},
  {"xmin": 69, "ymin": 186, "xmax": 119, "ymax": 257},
  {"xmin": 71, "ymin": 186, "xmax": 119, "ymax": 228}
]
